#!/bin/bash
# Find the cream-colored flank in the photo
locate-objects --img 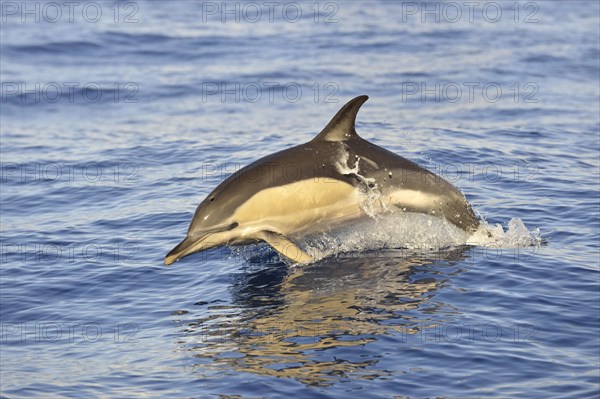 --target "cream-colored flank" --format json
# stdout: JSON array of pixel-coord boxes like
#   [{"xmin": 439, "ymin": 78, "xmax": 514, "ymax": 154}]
[
  {"xmin": 233, "ymin": 179, "xmax": 363, "ymax": 238},
  {"xmin": 234, "ymin": 183, "xmax": 440, "ymax": 238},
  {"xmin": 384, "ymin": 189, "xmax": 439, "ymax": 211}
]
